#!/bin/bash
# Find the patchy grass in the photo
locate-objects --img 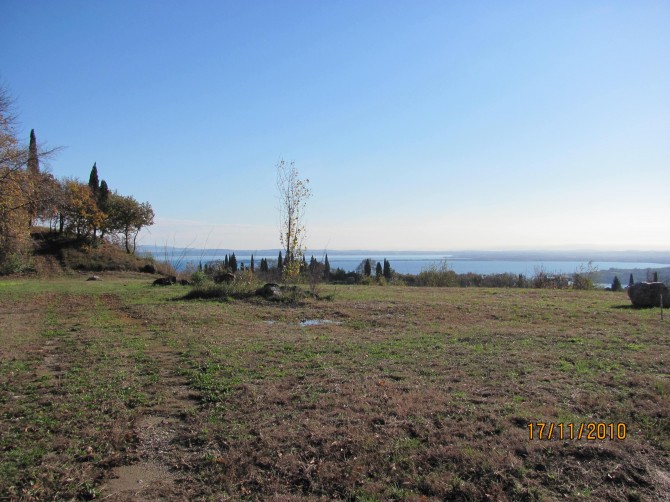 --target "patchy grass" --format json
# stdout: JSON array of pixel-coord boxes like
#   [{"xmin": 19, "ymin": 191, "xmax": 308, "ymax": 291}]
[{"xmin": 0, "ymin": 276, "xmax": 668, "ymax": 500}]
